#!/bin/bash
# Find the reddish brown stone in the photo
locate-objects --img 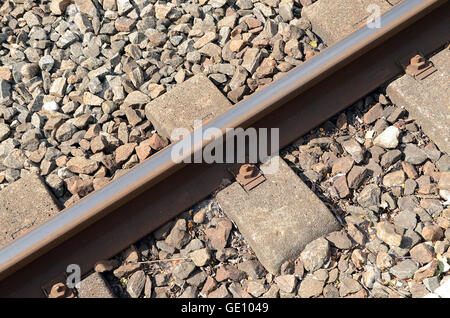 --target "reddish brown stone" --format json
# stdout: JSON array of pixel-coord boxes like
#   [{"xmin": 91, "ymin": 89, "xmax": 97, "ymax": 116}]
[
  {"xmin": 244, "ymin": 17, "xmax": 262, "ymax": 29},
  {"xmin": 255, "ymin": 57, "xmax": 277, "ymax": 78},
  {"xmin": 229, "ymin": 39, "xmax": 246, "ymax": 52},
  {"xmin": 439, "ymin": 172, "xmax": 450, "ymax": 190},
  {"xmin": 227, "ymin": 86, "xmax": 246, "ymax": 103},
  {"xmin": 66, "ymin": 156, "xmax": 99, "ymax": 175},
  {"xmin": 74, "ymin": 0, "xmax": 97, "ymax": 17},
  {"xmin": 422, "ymin": 225, "xmax": 444, "ymax": 242},
  {"xmin": 215, "ymin": 265, "xmax": 246, "ymax": 282},
  {"xmin": 204, "ymin": 220, "xmax": 232, "ymax": 250},
  {"xmin": 85, "ymin": 124, "xmax": 101, "ymax": 140},
  {"xmin": 50, "ymin": 0, "xmax": 71, "ymax": 15},
  {"xmin": 334, "ymin": 175, "xmax": 350, "ymax": 198},
  {"xmin": 135, "ymin": 144, "xmax": 152, "ymax": 162},
  {"xmin": 347, "ymin": 166, "xmax": 368, "ymax": 189},
  {"xmin": 332, "ymin": 156, "xmax": 354, "ymax": 175},
  {"xmin": 149, "ymin": 134, "xmax": 168, "ymax": 151},
  {"xmin": 115, "ymin": 17, "xmax": 136, "ymax": 32},
  {"xmin": 93, "ymin": 177, "xmax": 110, "ymax": 191},
  {"xmin": 115, "ymin": 143, "xmax": 137, "ymax": 164},
  {"xmin": 64, "ymin": 194, "xmax": 81, "ymax": 208},
  {"xmin": 414, "ymin": 259, "xmax": 438, "ymax": 281},
  {"xmin": 402, "ymin": 161, "xmax": 419, "ymax": 179},
  {"xmin": 113, "ymin": 263, "xmax": 140, "ymax": 278},
  {"xmin": 363, "ymin": 103, "xmax": 384, "ymax": 124},
  {"xmin": 94, "ymin": 259, "xmax": 119, "ymax": 273},
  {"xmin": 0, "ymin": 66, "xmax": 12, "ymax": 81},
  {"xmin": 200, "ymin": 276, "xmax": 218, "ymax": 296},
  {"xmin": 410, "ymin": 243, "xmax": 435, "ymax": 264},
  {"xmin": 65, "ymin": 176, "xmax": 94, "ymax": 197},
  {"xmin": 90, "ymin": 135, "xmax": 107, "ymax": 153},
  {"xmin": 437, "ymin": 217, "xmax": 450, "ymax": 230}
]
